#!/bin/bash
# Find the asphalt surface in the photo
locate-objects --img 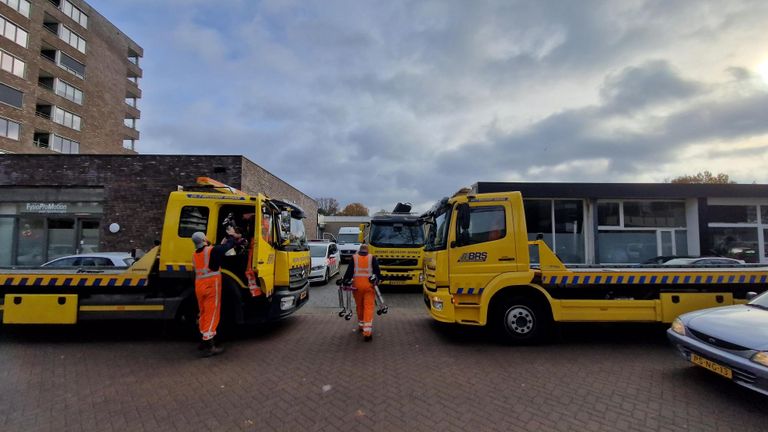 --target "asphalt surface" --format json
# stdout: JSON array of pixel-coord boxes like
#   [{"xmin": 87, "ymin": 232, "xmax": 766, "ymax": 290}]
[{"xmin": 1, "ymin": 265, "xmax": 767, "ymax": 431}]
